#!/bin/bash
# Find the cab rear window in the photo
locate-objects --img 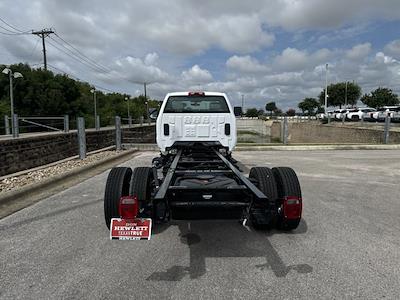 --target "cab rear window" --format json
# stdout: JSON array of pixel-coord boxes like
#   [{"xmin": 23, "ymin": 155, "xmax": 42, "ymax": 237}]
[{"xmin": 163, "ymin": 96, "xmax": 229, "ymax": 113}]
